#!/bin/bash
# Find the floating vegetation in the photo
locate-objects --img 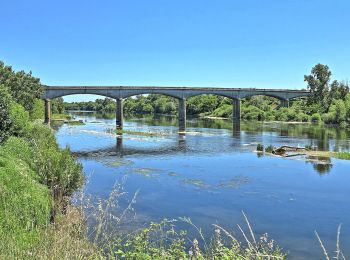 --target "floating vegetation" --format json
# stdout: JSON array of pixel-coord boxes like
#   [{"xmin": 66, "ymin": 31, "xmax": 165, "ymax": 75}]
[
  {"xmin": 256, "ymin": 143, "xmax": 264, "ymax": 151},
  {"xmin": 332, "ymin": 151, "xmax": 350, "ymax": 160},
  {"xmin": 107, "ymin": 159, "xmax": 134, "ymax": 168},
  {"xmin": 181, "ymin": 178, "xmax": 208, "ymax": 188},
  {"xmin": 115, "ymin": 129, "xmax": 169, "ymax": 137},
  {"xmin": 51, "ymin": 113, "xmax": 72, "ymax": 120},
  {"xmin": 218, "ymin": 176, "xmax": 251, "ymax": 189},
  {"xmin": 168, "ymin": 172, "xmax": 178, "ymax": 177},
  {"xmin": 65, "ymin": 120, "xmax": 85, "ymax": 126},
  {"xmin": 129, "ymin": 168, "xmax": 161, "ymax": 177}
]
